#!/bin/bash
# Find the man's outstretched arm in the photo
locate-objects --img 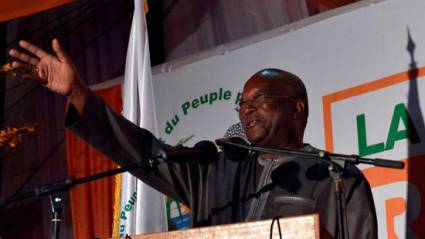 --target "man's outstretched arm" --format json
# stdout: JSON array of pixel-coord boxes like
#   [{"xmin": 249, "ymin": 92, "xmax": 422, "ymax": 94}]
[{"xmin": 9, "ymin": 39, "xmax": 200, "ymax": 205}]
